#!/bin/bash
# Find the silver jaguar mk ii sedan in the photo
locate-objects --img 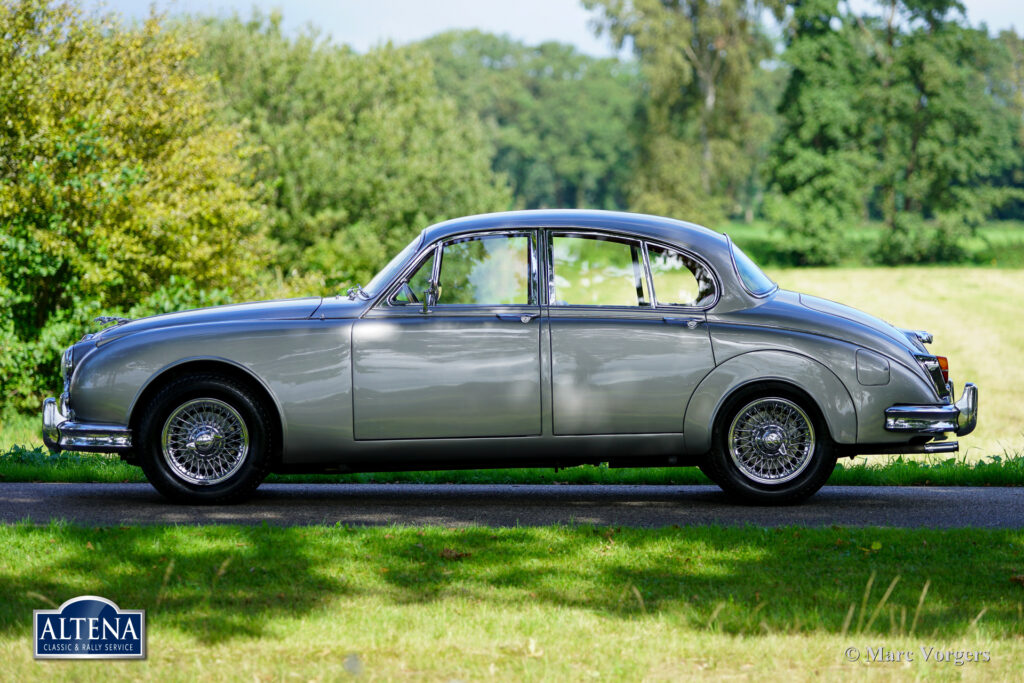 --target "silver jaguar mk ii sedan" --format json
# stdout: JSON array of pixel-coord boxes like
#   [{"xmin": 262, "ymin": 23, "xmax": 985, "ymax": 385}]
[{"xmin": 42, "ymin": 210, "xmax": 977, "ymax": 505}]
